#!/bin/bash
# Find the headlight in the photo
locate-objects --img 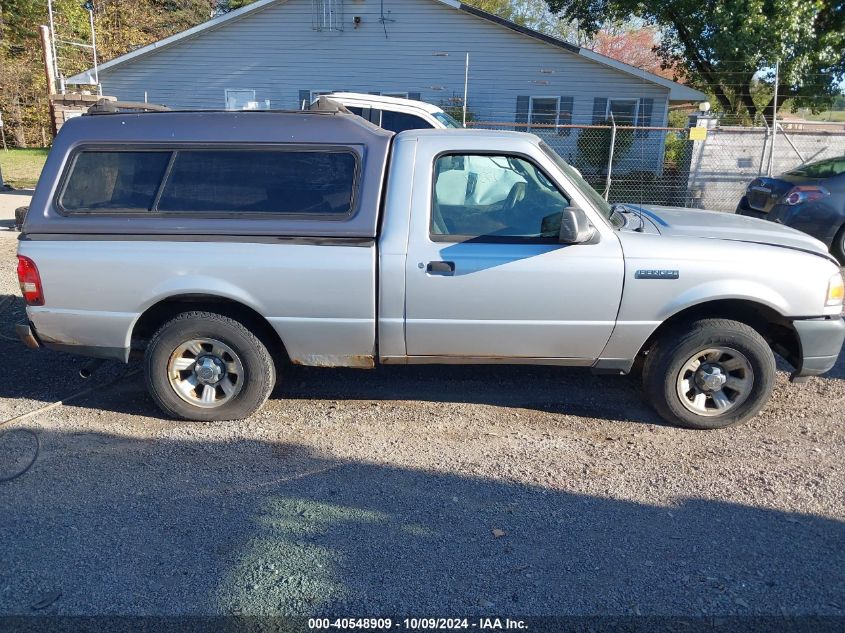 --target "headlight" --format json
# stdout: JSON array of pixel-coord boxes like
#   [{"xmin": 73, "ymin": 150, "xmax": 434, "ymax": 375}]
[{"xmin": 826, "ymin": 272, "xmax": 844, "ymax": 307}]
